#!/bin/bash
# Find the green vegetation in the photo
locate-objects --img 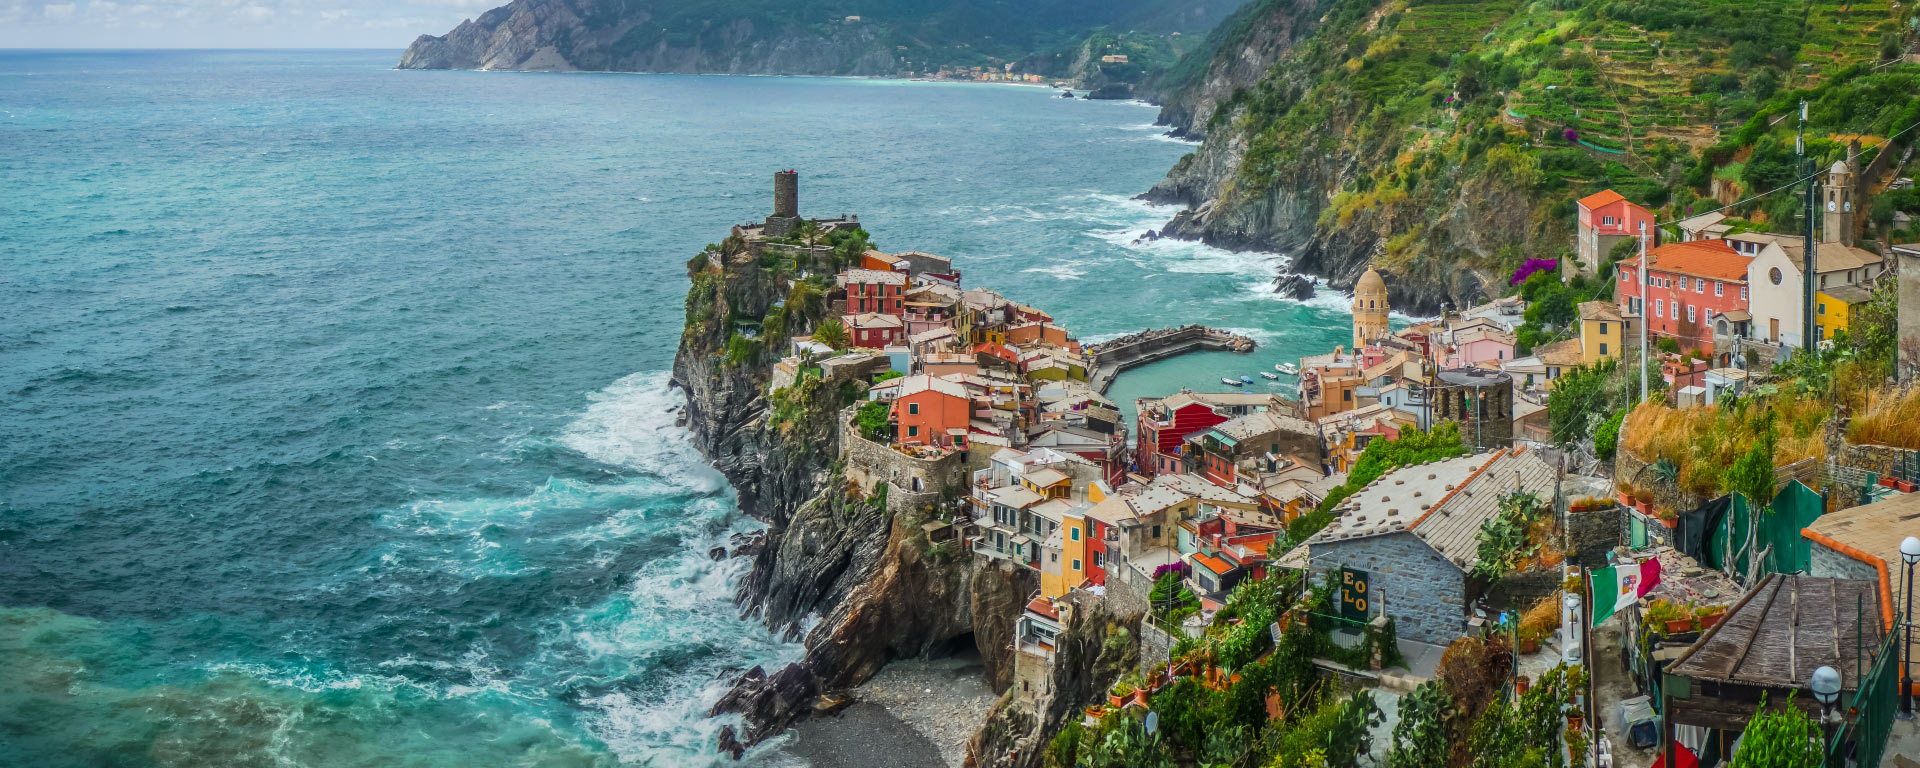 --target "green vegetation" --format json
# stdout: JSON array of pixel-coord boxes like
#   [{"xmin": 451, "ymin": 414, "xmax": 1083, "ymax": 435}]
[
  {"xmin": 1468, "ymin": 491, "xmax": 1551, "ymax": 581},
  {"xmin": 1729, "ymin": 695, "xmax": 1824, "ymax": 768},
  {"xmin": 1389, "ymin": 680, "xmax": 1453, "ymax": 768},
  {"xmin": 1303, "ymin": 420, "xmax": 1466, "ymax": 538},
  {"xmin": 811, "ymin": 316, "xmax": 849, "ymax": 350},
  {"xmin": 855, "ymin": 399, "xmax": 892, "ymax": 442},
  {"xmin": 1194, "ymin": 0, "xmax": 1915, "ymax": 286},
  {"xmin": 1148, "ymin": 572, "xmax": 1200, "ymax": 628}
]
